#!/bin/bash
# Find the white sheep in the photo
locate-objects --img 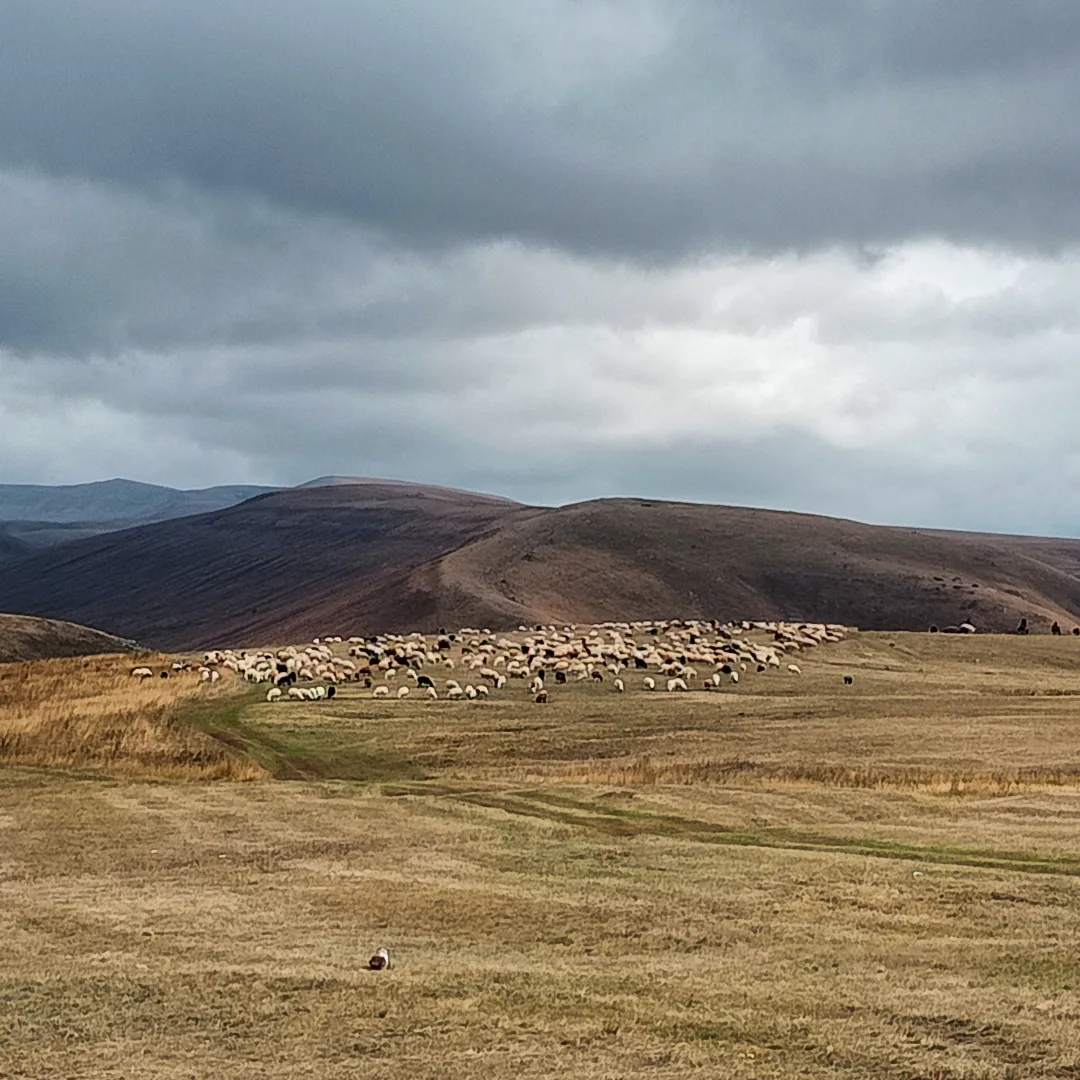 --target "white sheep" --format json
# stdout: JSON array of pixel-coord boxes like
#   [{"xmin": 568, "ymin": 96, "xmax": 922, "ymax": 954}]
[
  {"xmin": 425, "ymin": 686, "xmax": 438, "ymax": 700},
  {"xmin": 613, "ymin": 678, "xmax": 625, "ymax": 693},
  {"xmin": 397, "ymin": 685, "xmax": 410, "ymax": 699},
  {"xmin": 266, "ymin": 688, "xmax": 282, "ymax": 703},
  {"xmin": 131, "ymin": 667, "xmax": 153, "ymax": 679},
  {"xmin": 464, "ymin": 685, "xmax": 478, "ymax": 699},
  {"xmin": 373, "ymin": 686, "xmax": 389, "ymax": 699},
  {"xmin": 667, "ymin": 677, "xmax": 688, "ymax": 692},
  {"xmin": 643, "ymin": 677, "xmax": 656, "ymax": 690},
  {"xmin": 787, "ymin": 664, "xmax": 802, "ymax": 675}
]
